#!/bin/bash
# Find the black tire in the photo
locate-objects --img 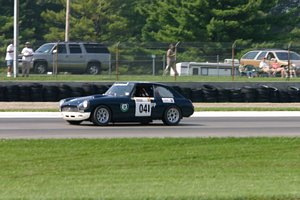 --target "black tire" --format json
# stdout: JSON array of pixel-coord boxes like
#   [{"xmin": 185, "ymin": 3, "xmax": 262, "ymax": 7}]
[
  {"xmin": 92, "ymin": 105, "xmax": 111, "ymax": 126},
  {"xmin": 86, "ymin": 63, "xmax": 100, "ymax": 75},
  {"xmin": 34, "ymin": 62, "xmax": 47, "ymax": 74},
  {"xmin": 162, "ymin": 106, "xmax": 182, "ymax": 126},
  {"xmin": 67, "ymin": 120, "xmax": 83, "ymax": 125}
]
